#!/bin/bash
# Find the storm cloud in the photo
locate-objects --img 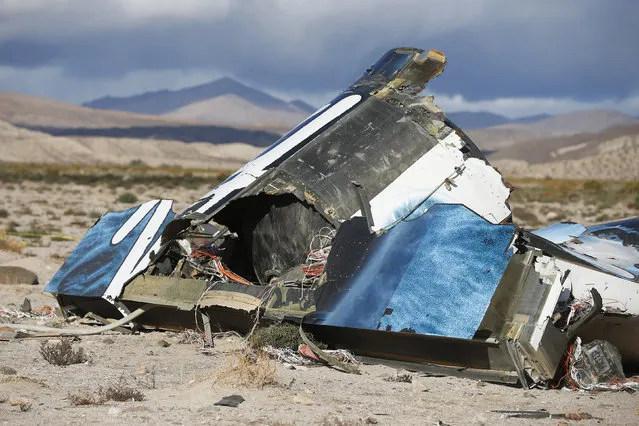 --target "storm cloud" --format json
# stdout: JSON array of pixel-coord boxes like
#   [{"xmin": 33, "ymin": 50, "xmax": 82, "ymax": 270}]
[{"xmin": 0, "ymin": 0, "xmax": 637, "ymax": 115}]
